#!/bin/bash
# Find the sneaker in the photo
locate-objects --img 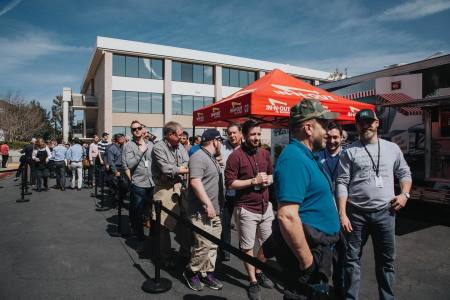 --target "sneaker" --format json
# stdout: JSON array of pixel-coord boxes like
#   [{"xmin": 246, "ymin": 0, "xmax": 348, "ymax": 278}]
[
  {"xmin": 200, "ymin": 272, "xmax": 223, "ymax": 290},
  {"xmin": 183, "ymin": 269, "xmax": 204, "ymax": 291},
  {"xmin": 256, "ymin": 272, "xmax": 274, "ymax": 289},
  {"xmin": 248, "ymin": 282, "xmax": 261, "ymax": 300}
]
